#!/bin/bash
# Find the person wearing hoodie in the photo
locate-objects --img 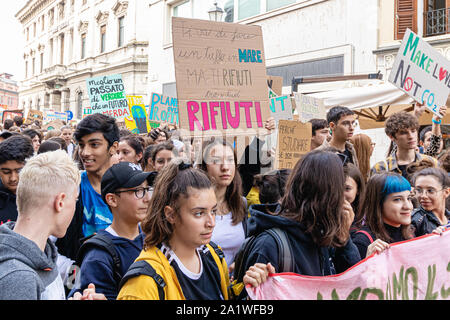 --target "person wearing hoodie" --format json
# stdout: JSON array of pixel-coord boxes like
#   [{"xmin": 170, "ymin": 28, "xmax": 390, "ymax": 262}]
[
  {"xmin": 68, "ymin": 161, "xmax": 156, "ymax": 300},
  {"xmin": 242, "ymin": 150, "xmax": 361, "ymax": 296},
  {"xmin": 0, "ymin": 150, "xmax": 105, "ymax": 300},
  {"xmin": 0, "ymin": 134, "xmax": 34, "ymax": 225}
]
